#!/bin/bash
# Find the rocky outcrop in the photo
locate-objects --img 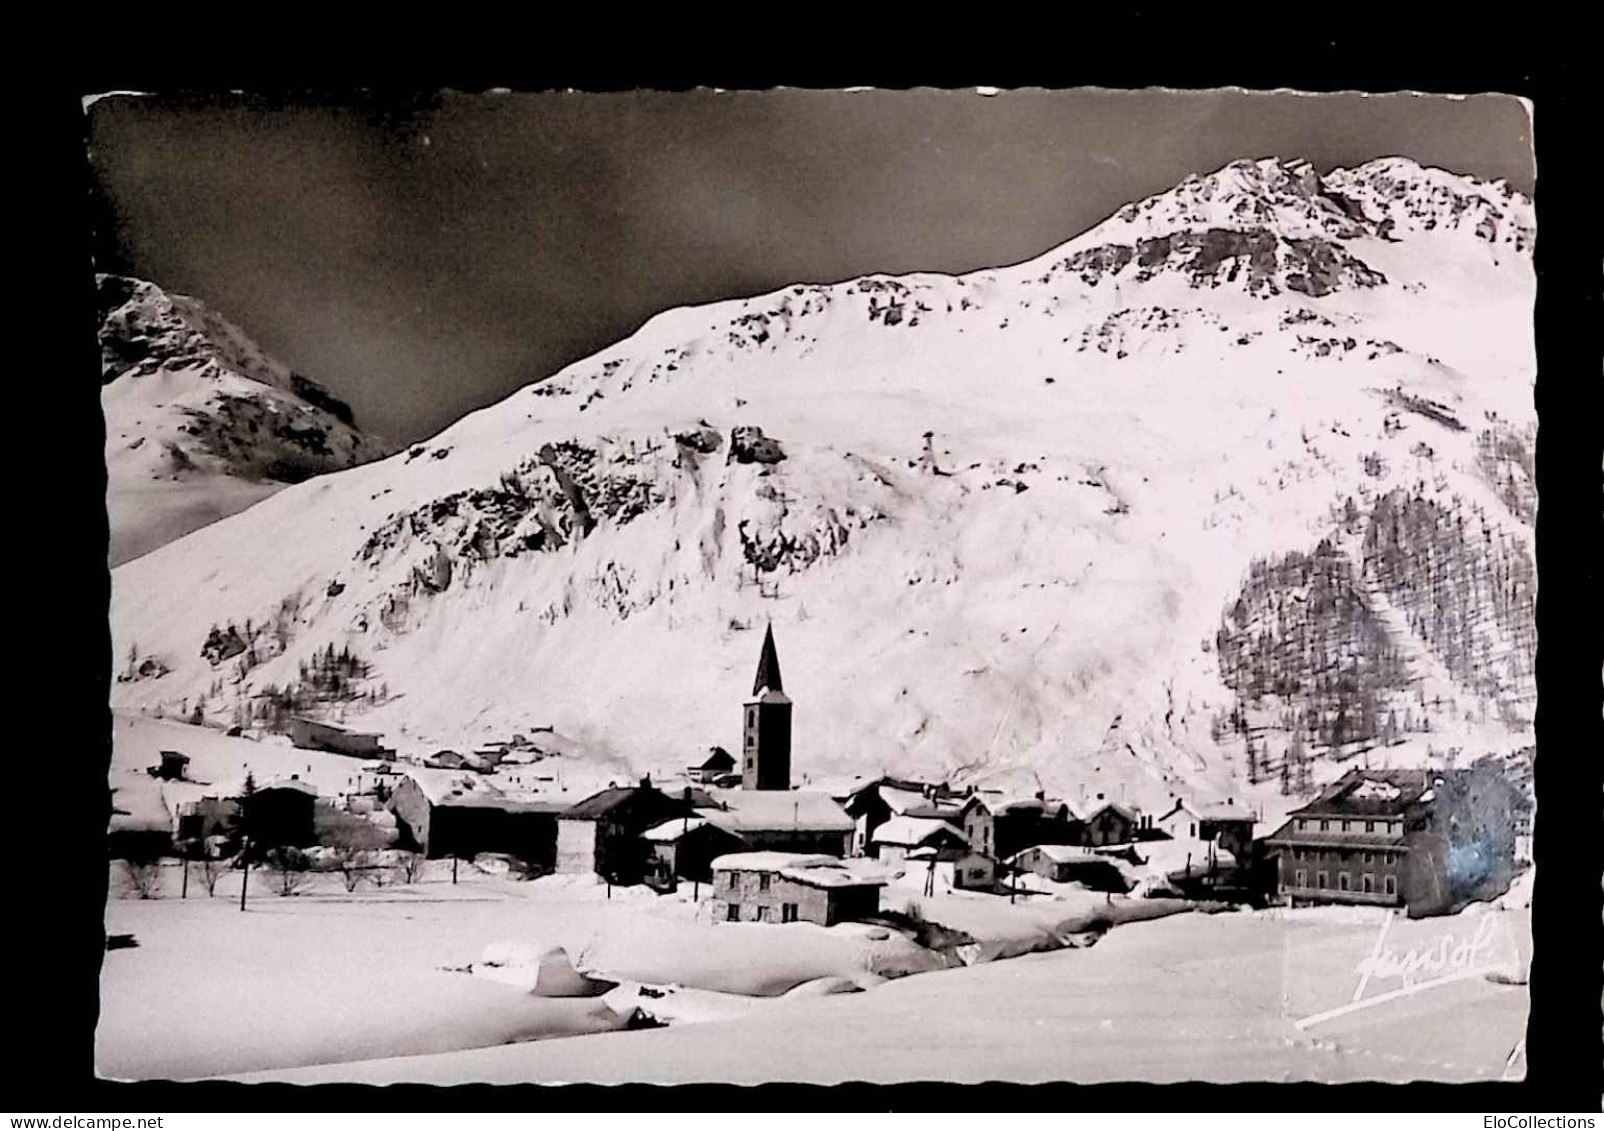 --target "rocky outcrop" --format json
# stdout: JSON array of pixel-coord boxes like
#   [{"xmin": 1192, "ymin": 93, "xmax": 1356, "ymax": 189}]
[{"xmin": 729, "ymin": 426, "xmax": 786, "ymax": 465}]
